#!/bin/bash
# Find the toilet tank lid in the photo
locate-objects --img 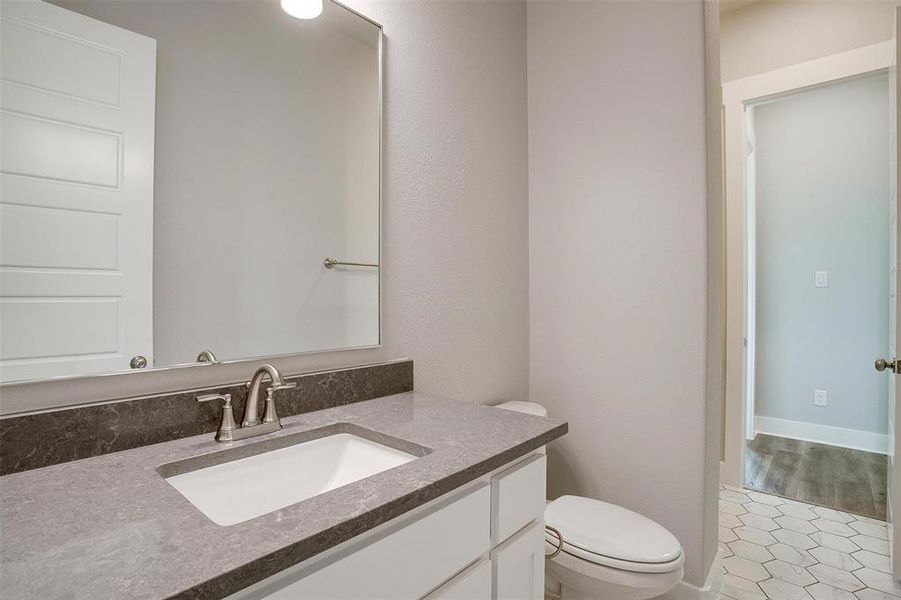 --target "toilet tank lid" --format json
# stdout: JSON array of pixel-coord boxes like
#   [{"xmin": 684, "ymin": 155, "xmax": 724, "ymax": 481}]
[{"xmin": 494, "ymin": 401, "xmax": 548, "ymax": 417}]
